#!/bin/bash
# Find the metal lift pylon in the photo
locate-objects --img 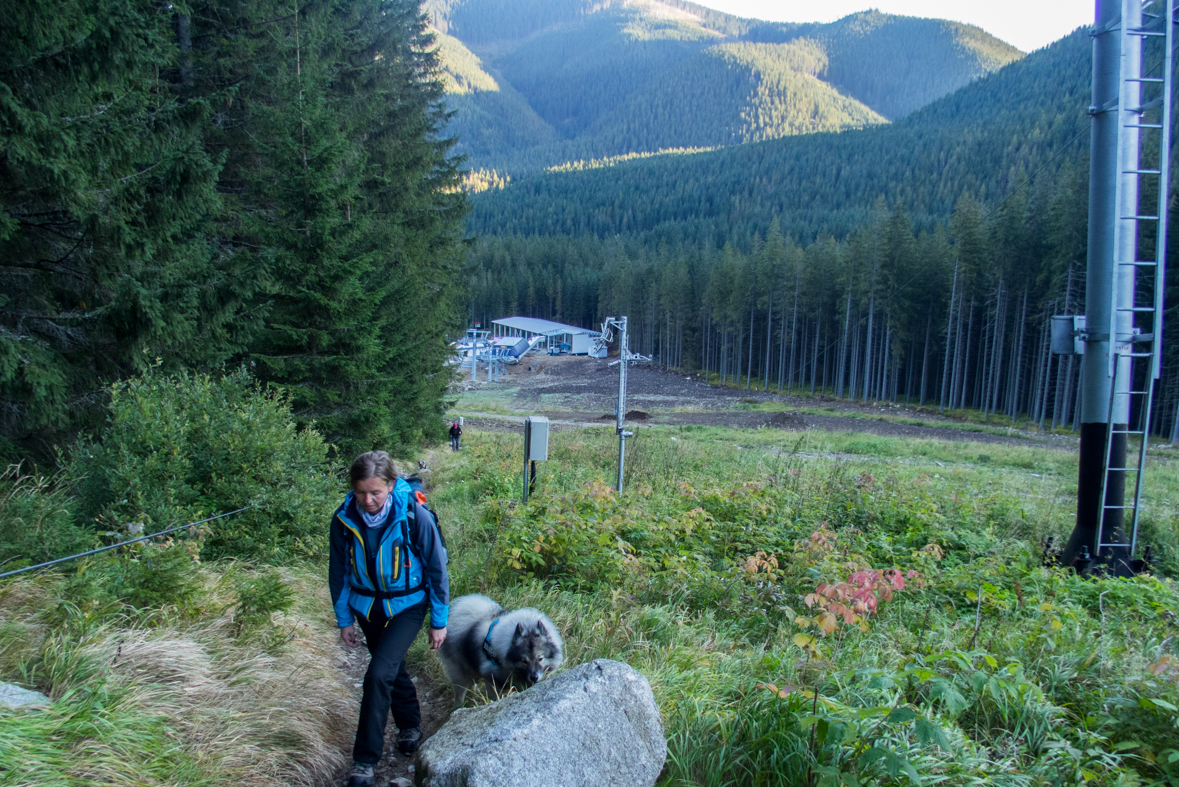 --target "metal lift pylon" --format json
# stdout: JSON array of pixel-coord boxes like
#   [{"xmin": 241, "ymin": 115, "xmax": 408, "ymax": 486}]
[
  {"xmin": 593, "ymin": 316, "xmax": 651, "ymax": 493},
  {"xmin": 1063, "ymin": 0, "xmax": 1173, "ymax": 574}
]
